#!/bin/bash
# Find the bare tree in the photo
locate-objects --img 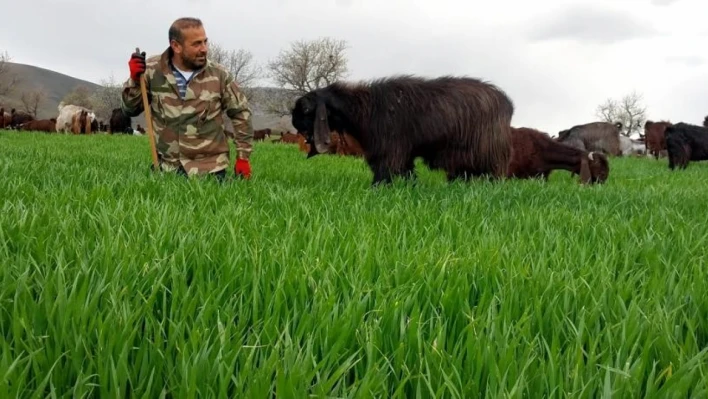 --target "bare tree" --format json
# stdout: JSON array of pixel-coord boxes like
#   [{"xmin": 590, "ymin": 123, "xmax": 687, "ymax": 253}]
[
  {"xmin": 61, "ymin": 85, "xmax": 95, "ymax": 109},
  {"xmin": 595, "ymin": 90, "xmax": 647, "ymax": 137},
  {"xmin": 89, "ymin": 74, "xmax": 123, "ymax": 121},
  {"xmin": 0, "ymin": 50, "xmax": 19, "ymax": 96},
  {"xmin": 596, "ymin": 98, "xmax": 619, "ymax": 123},
  {"xmin": 20, "ymin": 87, "xmax": 47, "ymax": 118},
  {"xmin": 208, "ymin": 42, "xmax": 263, "ymax": 100},
  {"xmin": 265, "ymin": 37, "xmax": 349, "ymax": 116},
  {"xmin": 262, "ymin": 88, "xmax": 299, "ymax": 117}
]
